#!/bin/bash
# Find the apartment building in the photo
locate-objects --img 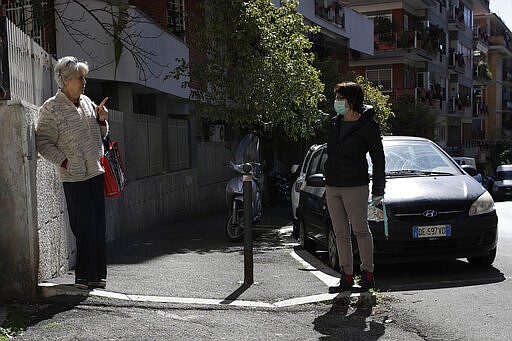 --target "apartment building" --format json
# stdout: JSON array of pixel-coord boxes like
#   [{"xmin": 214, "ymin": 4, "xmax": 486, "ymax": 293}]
[
  {"xmin": 476, "ymin": 11, "xmax": 512, "ymax": 151},
  {"xmin": 346, "ymin": 0, "xmax": 512, "ymax": 172}
]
